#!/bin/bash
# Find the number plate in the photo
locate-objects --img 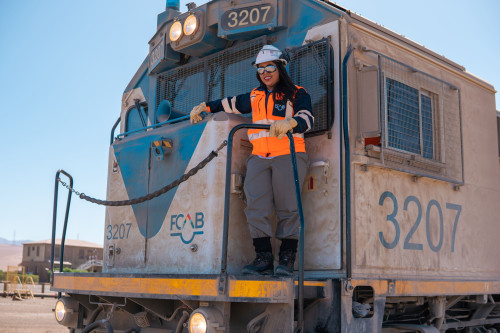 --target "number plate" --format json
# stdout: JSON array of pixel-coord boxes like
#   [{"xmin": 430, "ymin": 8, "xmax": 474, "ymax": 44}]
[
  {"xmin": 149, "ymin": 38, "xmax": 165, "ymax": 68},
  {"xmin": 221, "ymin": 4, "xmax": 275, "ymax": 31}
]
